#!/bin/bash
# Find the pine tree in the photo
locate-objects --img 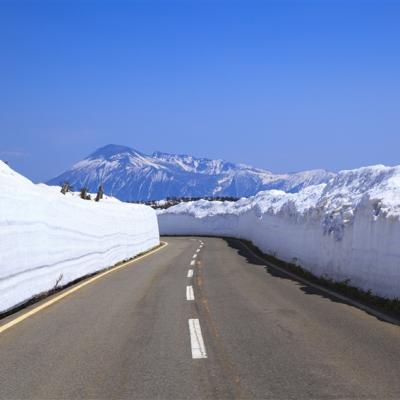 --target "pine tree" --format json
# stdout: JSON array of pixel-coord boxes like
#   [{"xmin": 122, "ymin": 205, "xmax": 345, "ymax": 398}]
[
  {"xmin": 95, "ymin": 185, "xmax": 104, "ymax": 202},
  {"xmin": 80, "ymin": 187, "xmax": 90, "ymax": 200},
  {"xmin": 61, "ymin": 182, "xmax": 73, "ymax": 195}
]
